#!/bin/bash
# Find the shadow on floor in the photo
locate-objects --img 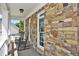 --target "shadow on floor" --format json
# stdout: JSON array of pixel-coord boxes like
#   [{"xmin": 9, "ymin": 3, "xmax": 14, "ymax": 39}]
[
  {"xmin": 16, "ymin": 43, "xmax": 40, "ymax": 56},
  {"xmin": 18, "ymin": 47, "xmax": 40, "ymax": 56}
]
